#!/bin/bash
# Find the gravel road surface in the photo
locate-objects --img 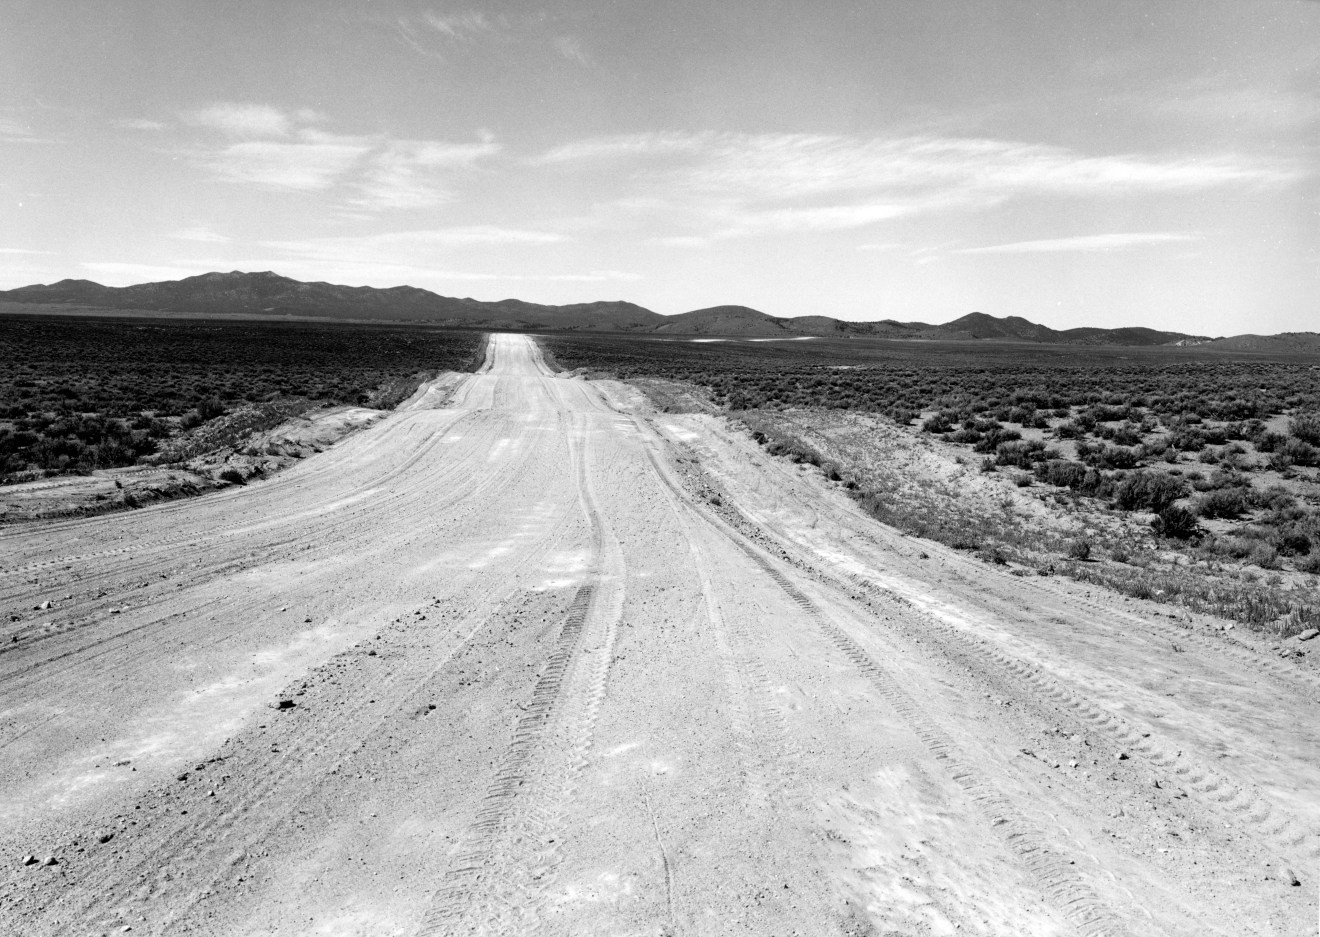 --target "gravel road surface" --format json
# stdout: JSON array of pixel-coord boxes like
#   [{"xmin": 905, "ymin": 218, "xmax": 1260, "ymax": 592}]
[{"xmin": 1, "ymin": 333, "xmax": 1315, "ymax": 935}]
